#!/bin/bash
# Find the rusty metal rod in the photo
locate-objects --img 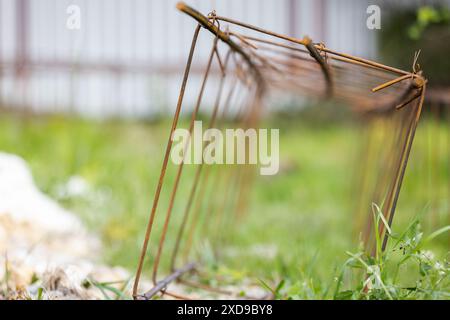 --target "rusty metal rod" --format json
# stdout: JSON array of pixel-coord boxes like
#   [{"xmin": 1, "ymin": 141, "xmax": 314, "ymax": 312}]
[
  {"xmin": 372, "ymin": 74, "xmax": 412, "ymax": 93},
  {"xmin": 382, "ymin": 84, "xmax": 427, "ymax": 250},
  {"xmin": 132, "ymin": 24, "xmax": 201, "ymax": 298},
  {"xmin": 169, "ymin": 50, "xmax": 232, "ymax": 272},
  {"xmin": 137, "ymin": 263, "xmax": 196, "ymax": 300},
  {"xmin": 151, "ymin": 36, "xmax": 219, "ymax": 285},
  {"xmin": 177, "ymin": 2, "xmax": 265, "ymax": 88}
]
